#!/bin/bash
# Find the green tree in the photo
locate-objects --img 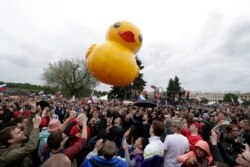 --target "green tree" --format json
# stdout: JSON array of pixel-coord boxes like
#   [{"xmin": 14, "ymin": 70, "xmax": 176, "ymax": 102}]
[
  {"xmin": 166, "ymin": 78, "xmax": 174, "ymax": 98},
  {"xmin": 109, "ymin": 56, "xmax": 146, "ymax": 100},
  {"xmin": 223, "ymin": 93, "xmax": 238, "ymax": 103},
  {"xmin": 0, "ymin": 81, "xmax": 58, "ymax": 95},
  {"xmin": 166, "ymin": 76, "xmax": 184, "ymax": 104},
  {"xmin": 201, "ymin": 97, "xmax": 209, "ymax": 104},
  {"xmin": 42, "ymin": 58, "xmax": 98, "ymax": 97},
  {"xmin": 243, "ymin": 100, "xmax": 250, "ymax": 106},
  {"xmin": 173, "ymin": 76, "xmax": 182, "ymax": 96}
]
